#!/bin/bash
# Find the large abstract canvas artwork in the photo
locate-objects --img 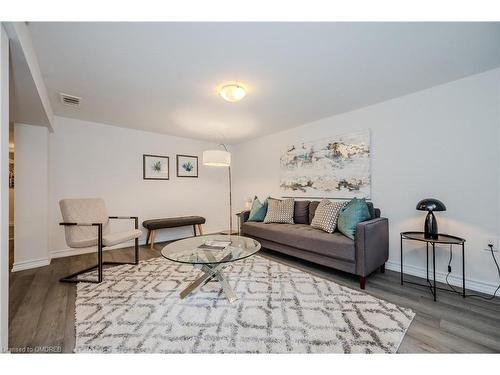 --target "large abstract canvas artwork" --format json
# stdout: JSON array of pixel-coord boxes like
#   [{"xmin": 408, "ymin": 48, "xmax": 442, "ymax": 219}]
[{"xmin": 280, "ymin": 130, "xmax": 371, "ymax": 198}]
